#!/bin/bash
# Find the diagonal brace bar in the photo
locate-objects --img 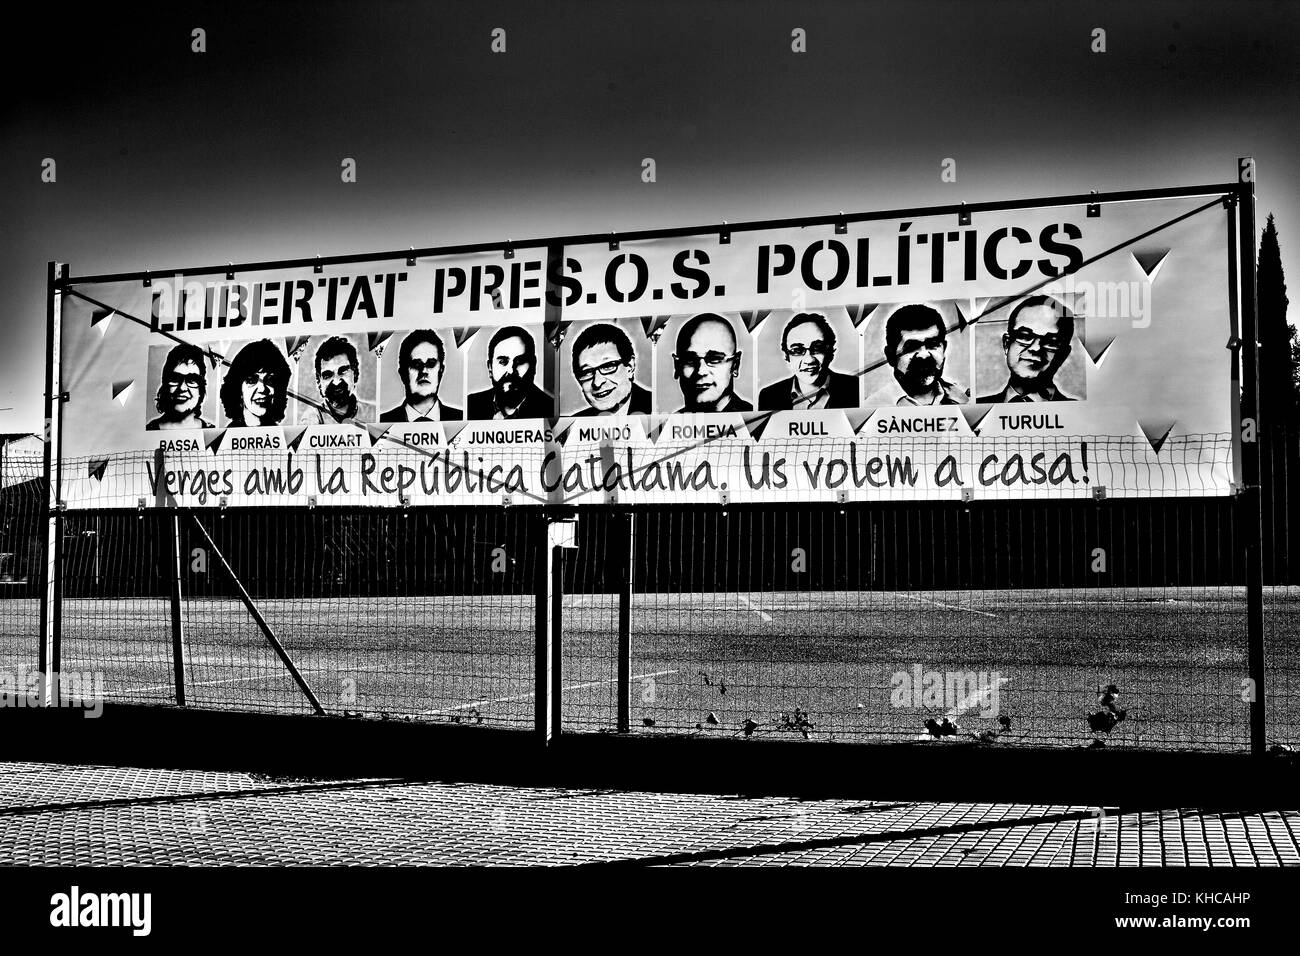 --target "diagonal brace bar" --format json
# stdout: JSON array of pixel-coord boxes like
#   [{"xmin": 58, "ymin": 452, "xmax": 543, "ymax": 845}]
[{"xmin": 190, "ymin": 515, "xmax": 325, "ymax": 715}]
